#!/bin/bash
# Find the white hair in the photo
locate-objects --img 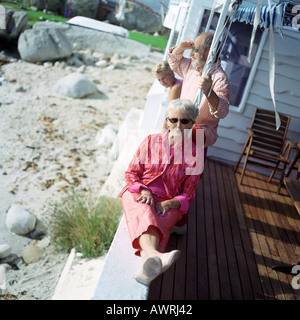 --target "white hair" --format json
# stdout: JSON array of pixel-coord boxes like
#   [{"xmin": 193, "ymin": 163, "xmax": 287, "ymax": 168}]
[{"xmin": 165, "ymin": 99, "xmax": 198, "ymax": 122}]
